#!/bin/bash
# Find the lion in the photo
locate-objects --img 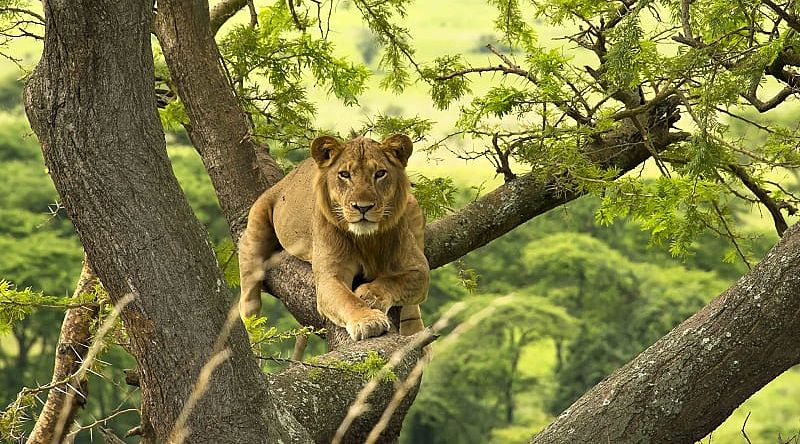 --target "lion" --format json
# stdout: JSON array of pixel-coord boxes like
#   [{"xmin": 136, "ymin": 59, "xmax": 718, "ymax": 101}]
[{"xmin": 238, "ymin": 134, "xmax": 429, "ymax": 341}]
